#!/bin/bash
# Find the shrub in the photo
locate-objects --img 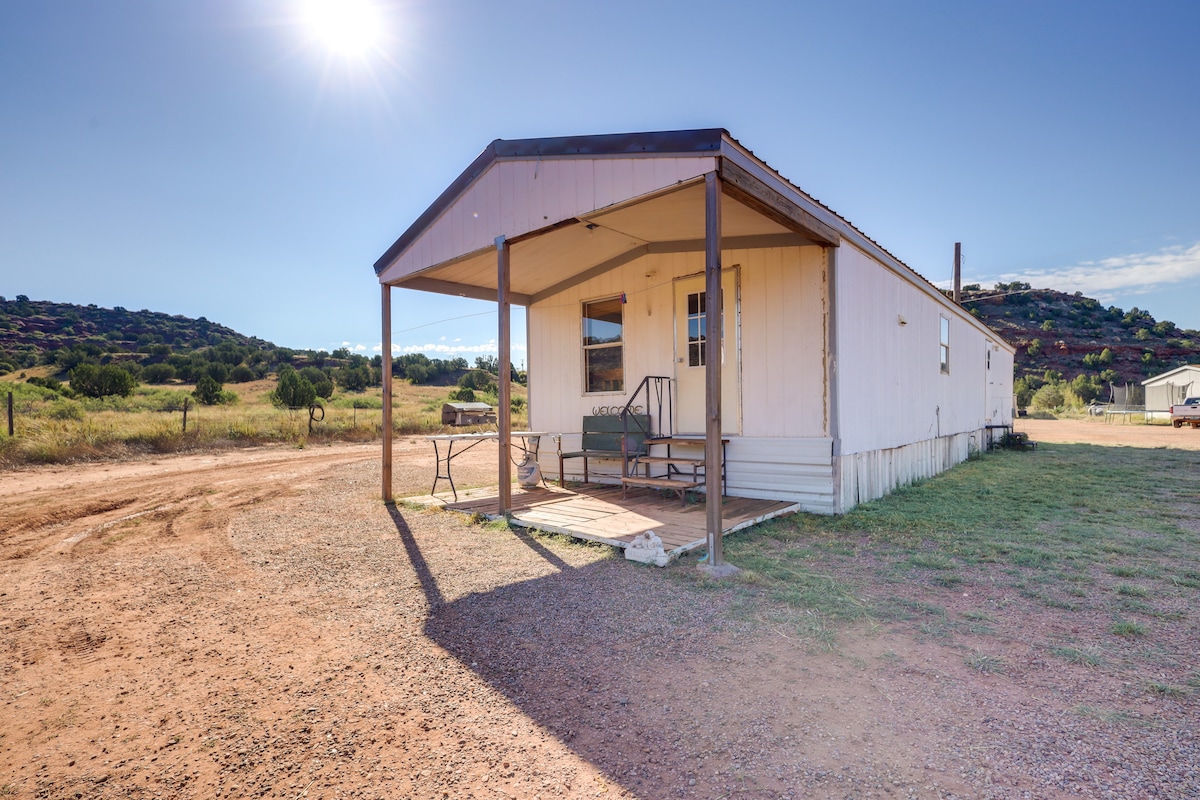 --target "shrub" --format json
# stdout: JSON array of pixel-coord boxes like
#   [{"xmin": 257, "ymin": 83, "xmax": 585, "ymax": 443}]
[
  {"xmin": 300, "ymin": 366, "xmax": 333, "ymax": 399},
  {"xmin": 1030, "ymin": 383, "xmax": 1064, "ymax": 411},
  {"xmin": 69, "ymin": 363, "xmax": 136, "ymax": 398},
  {"xmin": 193, "ymin": 374, "xmax": 224, "ymax": 405},
  {"xmin": 142, "ymin": 363, "xmax": 177, "ymax": 384},
  {"xmin": 271, "ymin": 366, "xmax": 317, "ymax": 409},
  {"xmin": 47, "ymin": 401, "xmax": 85, "ymax": 421},
  {"xmin": 27, "ymin": 375, "xmax": 66, "ymax": 394},
  {"xmin": 337, "ymin": 364, "xmax": 371, "ymax": 391},
  {"xmin": 229, "ymin": 365, "xmax": 256, "ymax": 383}
]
